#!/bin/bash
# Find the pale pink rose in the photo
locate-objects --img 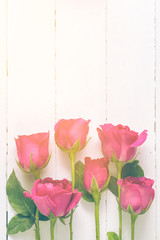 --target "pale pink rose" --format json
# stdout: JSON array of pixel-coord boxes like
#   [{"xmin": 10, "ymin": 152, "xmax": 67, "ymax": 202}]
[
  {"xmin": 97, "ymin": 124, "xmax": 147, "ymax": 162},
  {"xmin": 117, "ymin": 177, "xmax": 155, "ymax": 214},
  {"xmin": 15, "ymin": 132, "xmax": 49, "ymax": 171},
  {"xmin": 54, "ymin": 118, "xmax": 90, "ymax": 151},
  {"xmin": 24, "ymin": 178, "xmax": 82, "ymax": 217},
  {"xmin": 84, "ymin": 157, "xmax": 109, "ymax": 192}
]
